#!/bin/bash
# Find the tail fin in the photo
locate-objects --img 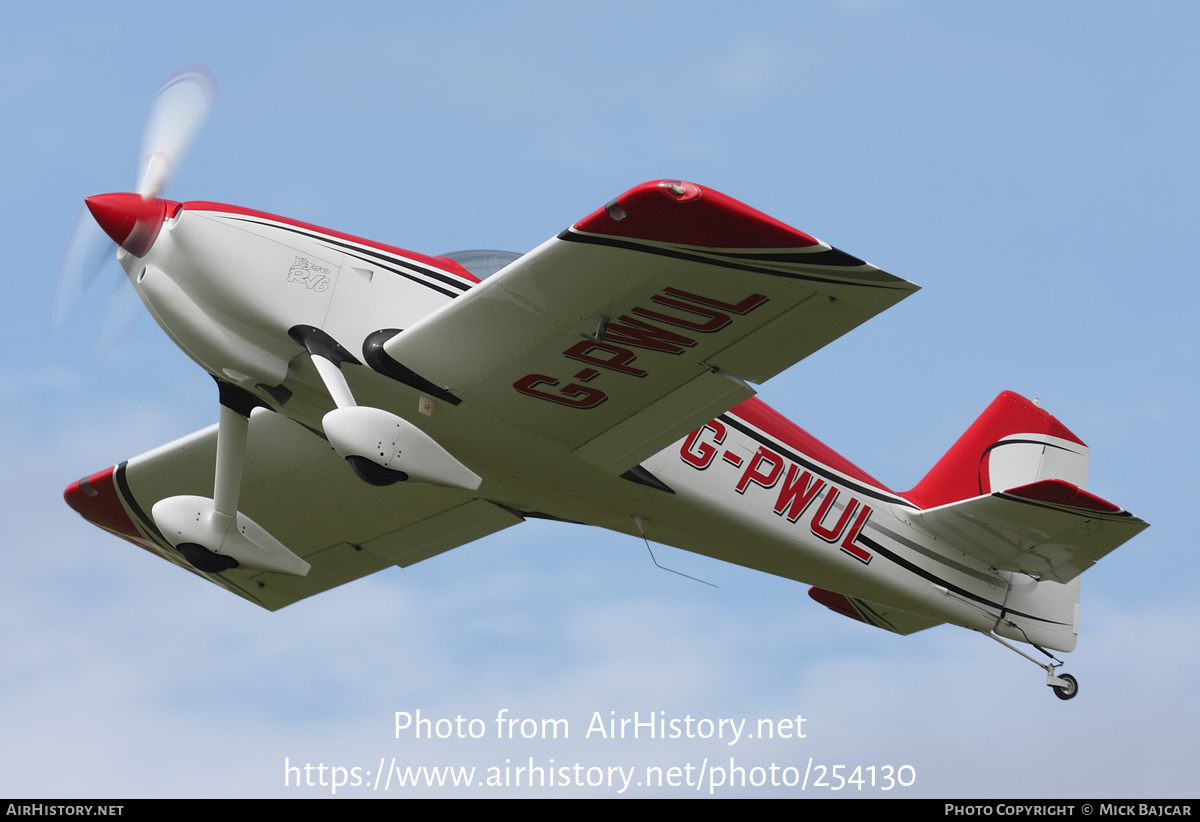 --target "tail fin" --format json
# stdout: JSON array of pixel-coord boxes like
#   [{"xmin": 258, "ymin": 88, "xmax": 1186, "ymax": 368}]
[
  {"xmin": 902, "ymin": 392, "xmax": 1146, "ymax": 653},
  {"xmin": 905, "ymin": 391, "xmax": 1089, "ymax": 509}
]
